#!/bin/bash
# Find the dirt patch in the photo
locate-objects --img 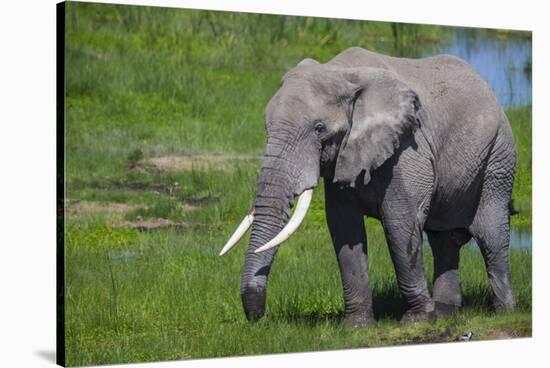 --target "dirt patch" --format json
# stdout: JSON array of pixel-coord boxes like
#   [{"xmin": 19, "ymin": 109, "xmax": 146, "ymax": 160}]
[
  {"xmin": 66, "ymin": 199, "xmax": 190, "ymax": 232},
  {"xmin": 484, "ymin": 330, "xmax": 514, "ymax": 339},
  {"xmin": 482, "ymin": 327, "xmax": 528, "ymax": 340},
  {"xmin": 142, "ymin": 154, "xmax": 259, "ymax": 173},
  {"xmin": 410, "ymin": 328, "xmax": 454, "ymax": 344},
  {"xmin": 117, "ymin": 218, "xmax": 186, "ymax": 232},
  {"xmin": 184, "ymin": 195, "xmax": 218, "ymax": 206},
  {"xmin": 65, "ymin": 200, "xmax": 145, "ymax": 216},
  {"xmin": 177, "ymin": 203, "xmax": 197, "ymax": 211}
]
